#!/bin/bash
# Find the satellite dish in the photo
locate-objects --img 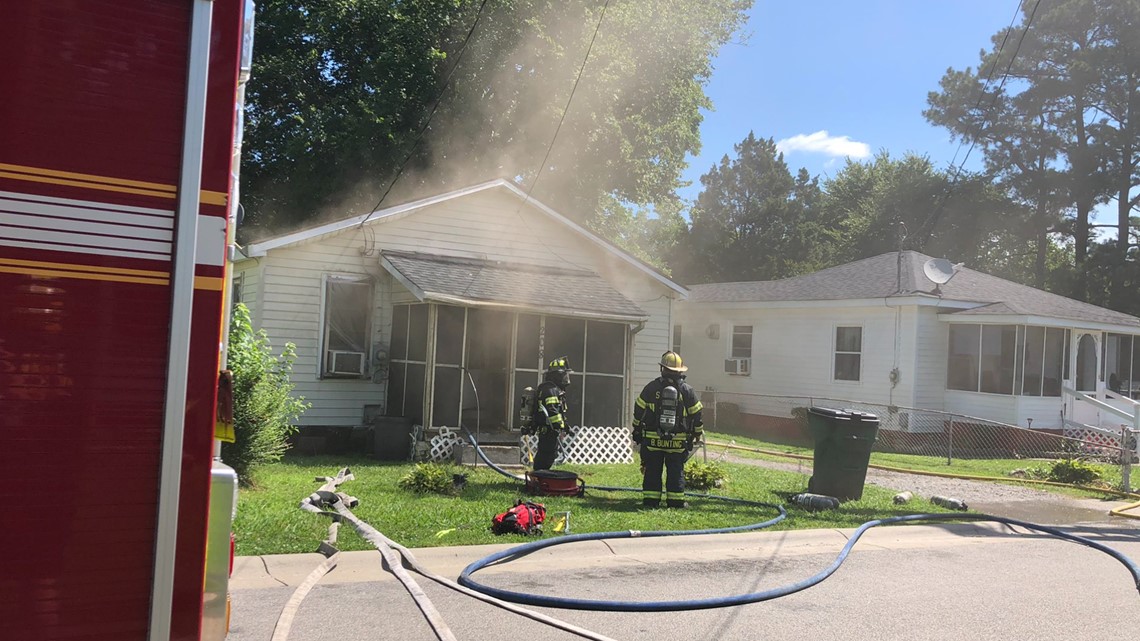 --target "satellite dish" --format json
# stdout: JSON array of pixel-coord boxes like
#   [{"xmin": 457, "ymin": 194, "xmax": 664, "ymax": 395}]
[{"xmin": 923, "ymin": 258, "xmax": 957, "ymax": 285}]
